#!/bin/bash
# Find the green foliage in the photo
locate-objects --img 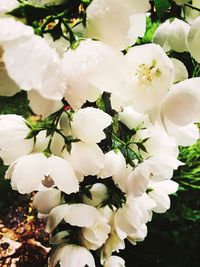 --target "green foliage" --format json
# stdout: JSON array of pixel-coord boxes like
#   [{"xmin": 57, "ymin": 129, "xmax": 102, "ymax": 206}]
[
  {"xmin": 154, "ymin": 0, "xmax": 172, "ymax": 17},
  {"xmin": 0, "ymin": 91, "xmax": 30, "ymax": 117}
]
